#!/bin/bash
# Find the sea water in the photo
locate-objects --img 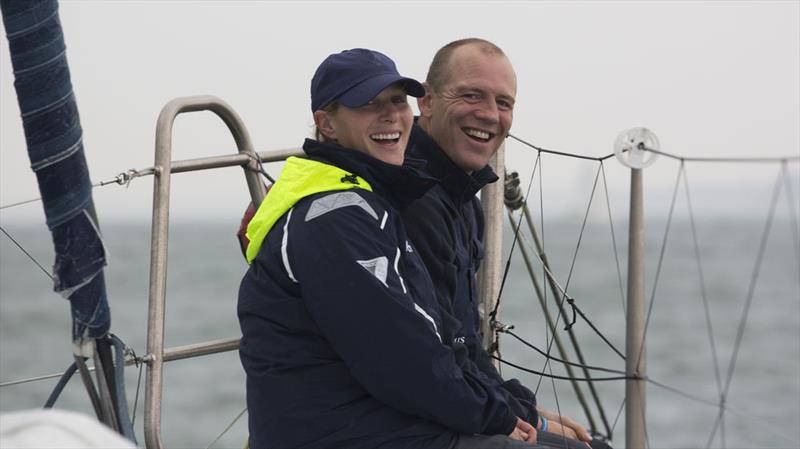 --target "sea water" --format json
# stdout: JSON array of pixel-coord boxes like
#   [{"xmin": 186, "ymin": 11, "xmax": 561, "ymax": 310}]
[{"xmin": 1, "ymin": 218, "xmax": 798, "ymax": 449}]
